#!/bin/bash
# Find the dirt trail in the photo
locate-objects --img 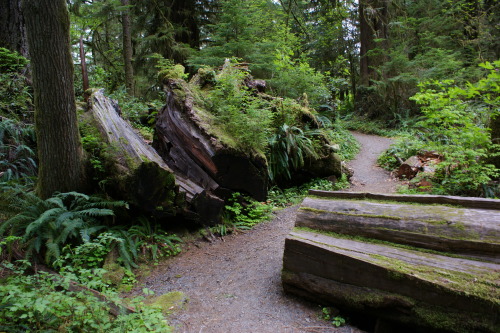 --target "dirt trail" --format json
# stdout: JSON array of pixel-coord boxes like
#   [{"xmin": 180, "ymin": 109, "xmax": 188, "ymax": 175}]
[
  {"xmin": 346, "ymin": 132, "xmax": 397, "ymax": 193},
  {"xmin": 138, "ymin": 132, "xmax": 396, "ymax": 333}
]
